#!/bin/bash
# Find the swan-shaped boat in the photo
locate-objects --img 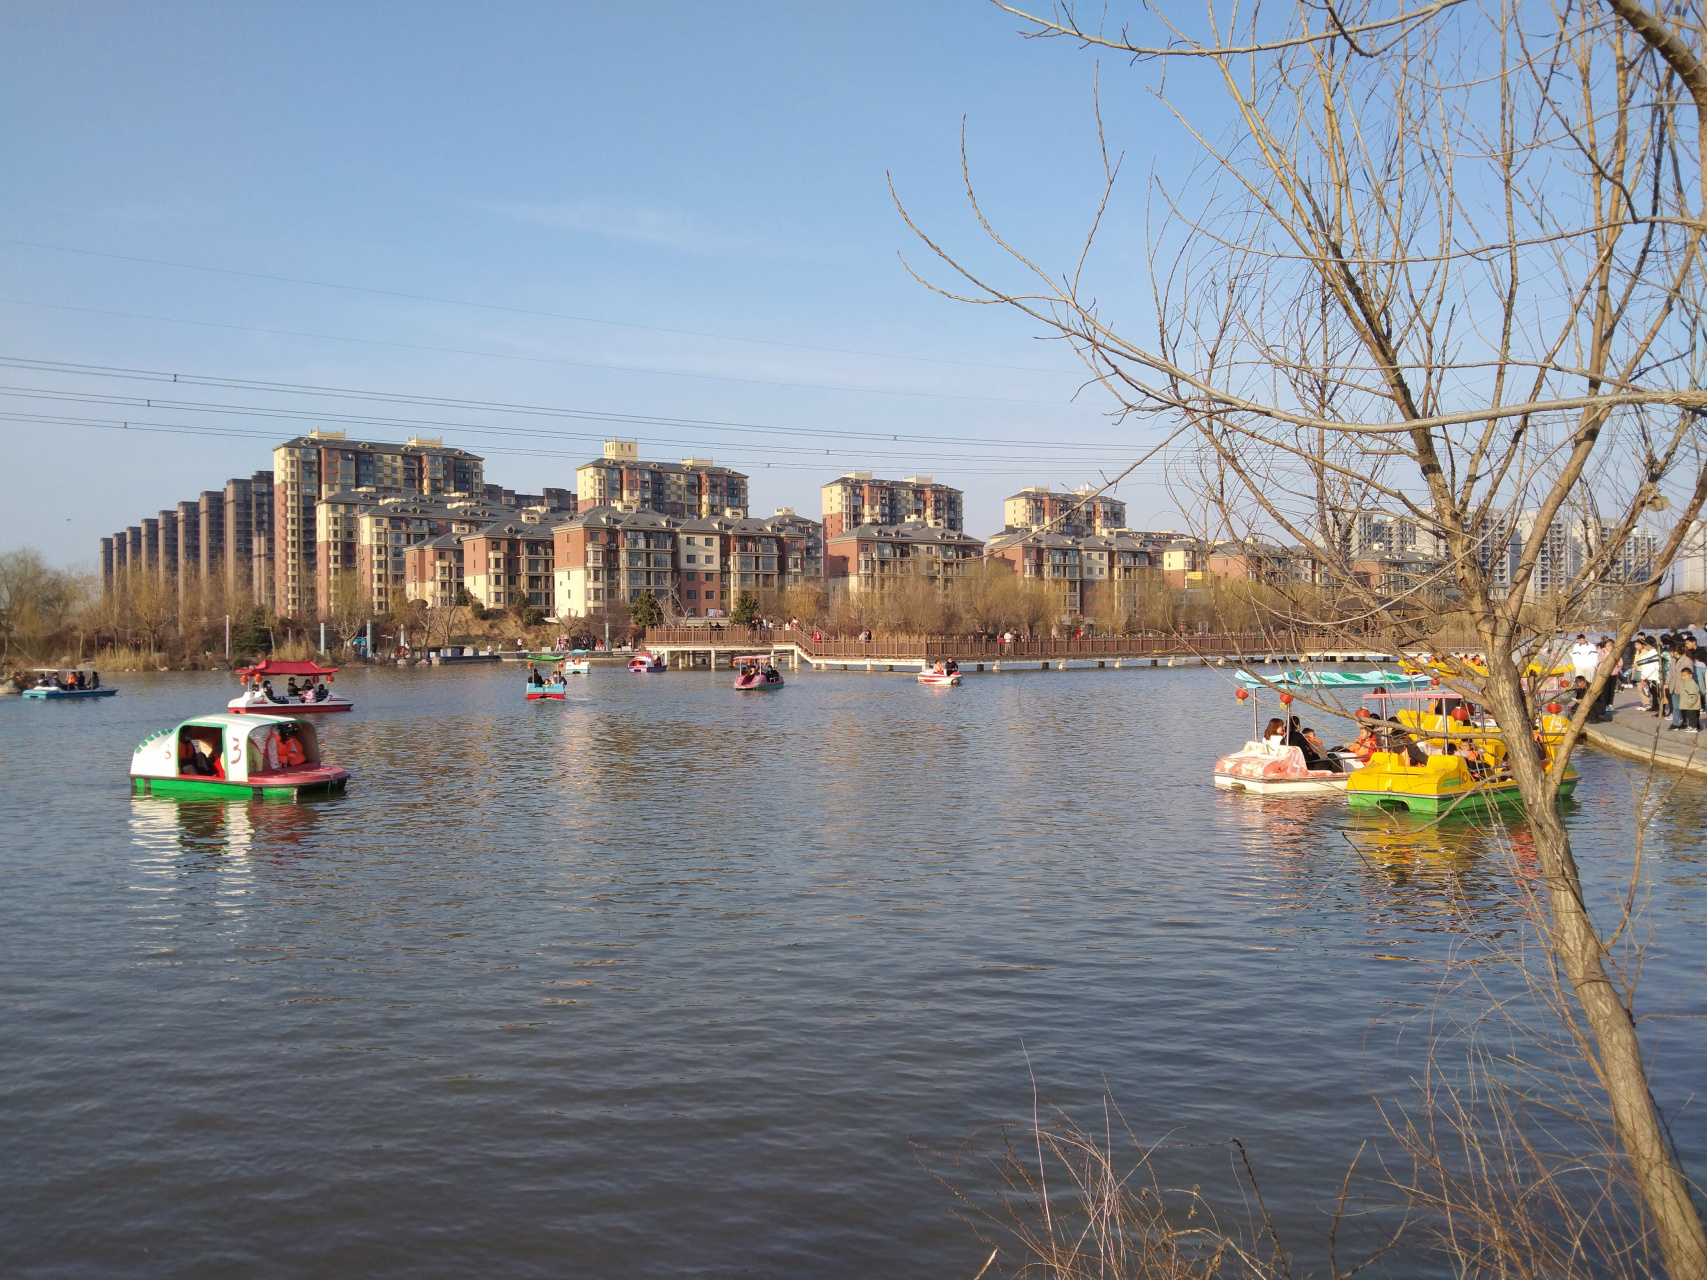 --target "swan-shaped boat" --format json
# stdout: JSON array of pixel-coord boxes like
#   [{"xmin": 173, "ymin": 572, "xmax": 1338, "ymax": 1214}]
[{"xmin": 629, "ymin": 653, "xmax": 666, "ymax": 673}]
